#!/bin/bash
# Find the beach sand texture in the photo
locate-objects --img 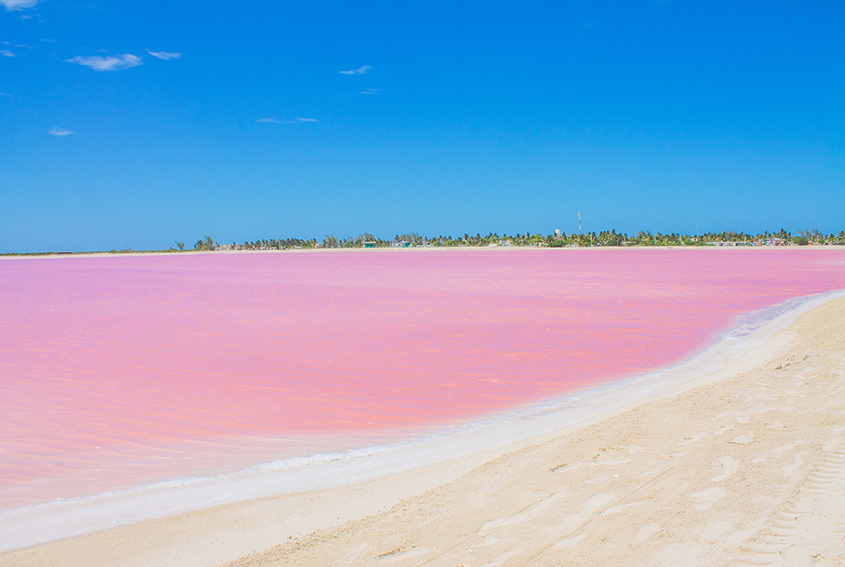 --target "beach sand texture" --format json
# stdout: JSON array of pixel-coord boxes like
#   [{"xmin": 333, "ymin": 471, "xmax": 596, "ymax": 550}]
[{"xmin": 4, "ymin": 296, "xmax": 844, "ymax": 566}]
